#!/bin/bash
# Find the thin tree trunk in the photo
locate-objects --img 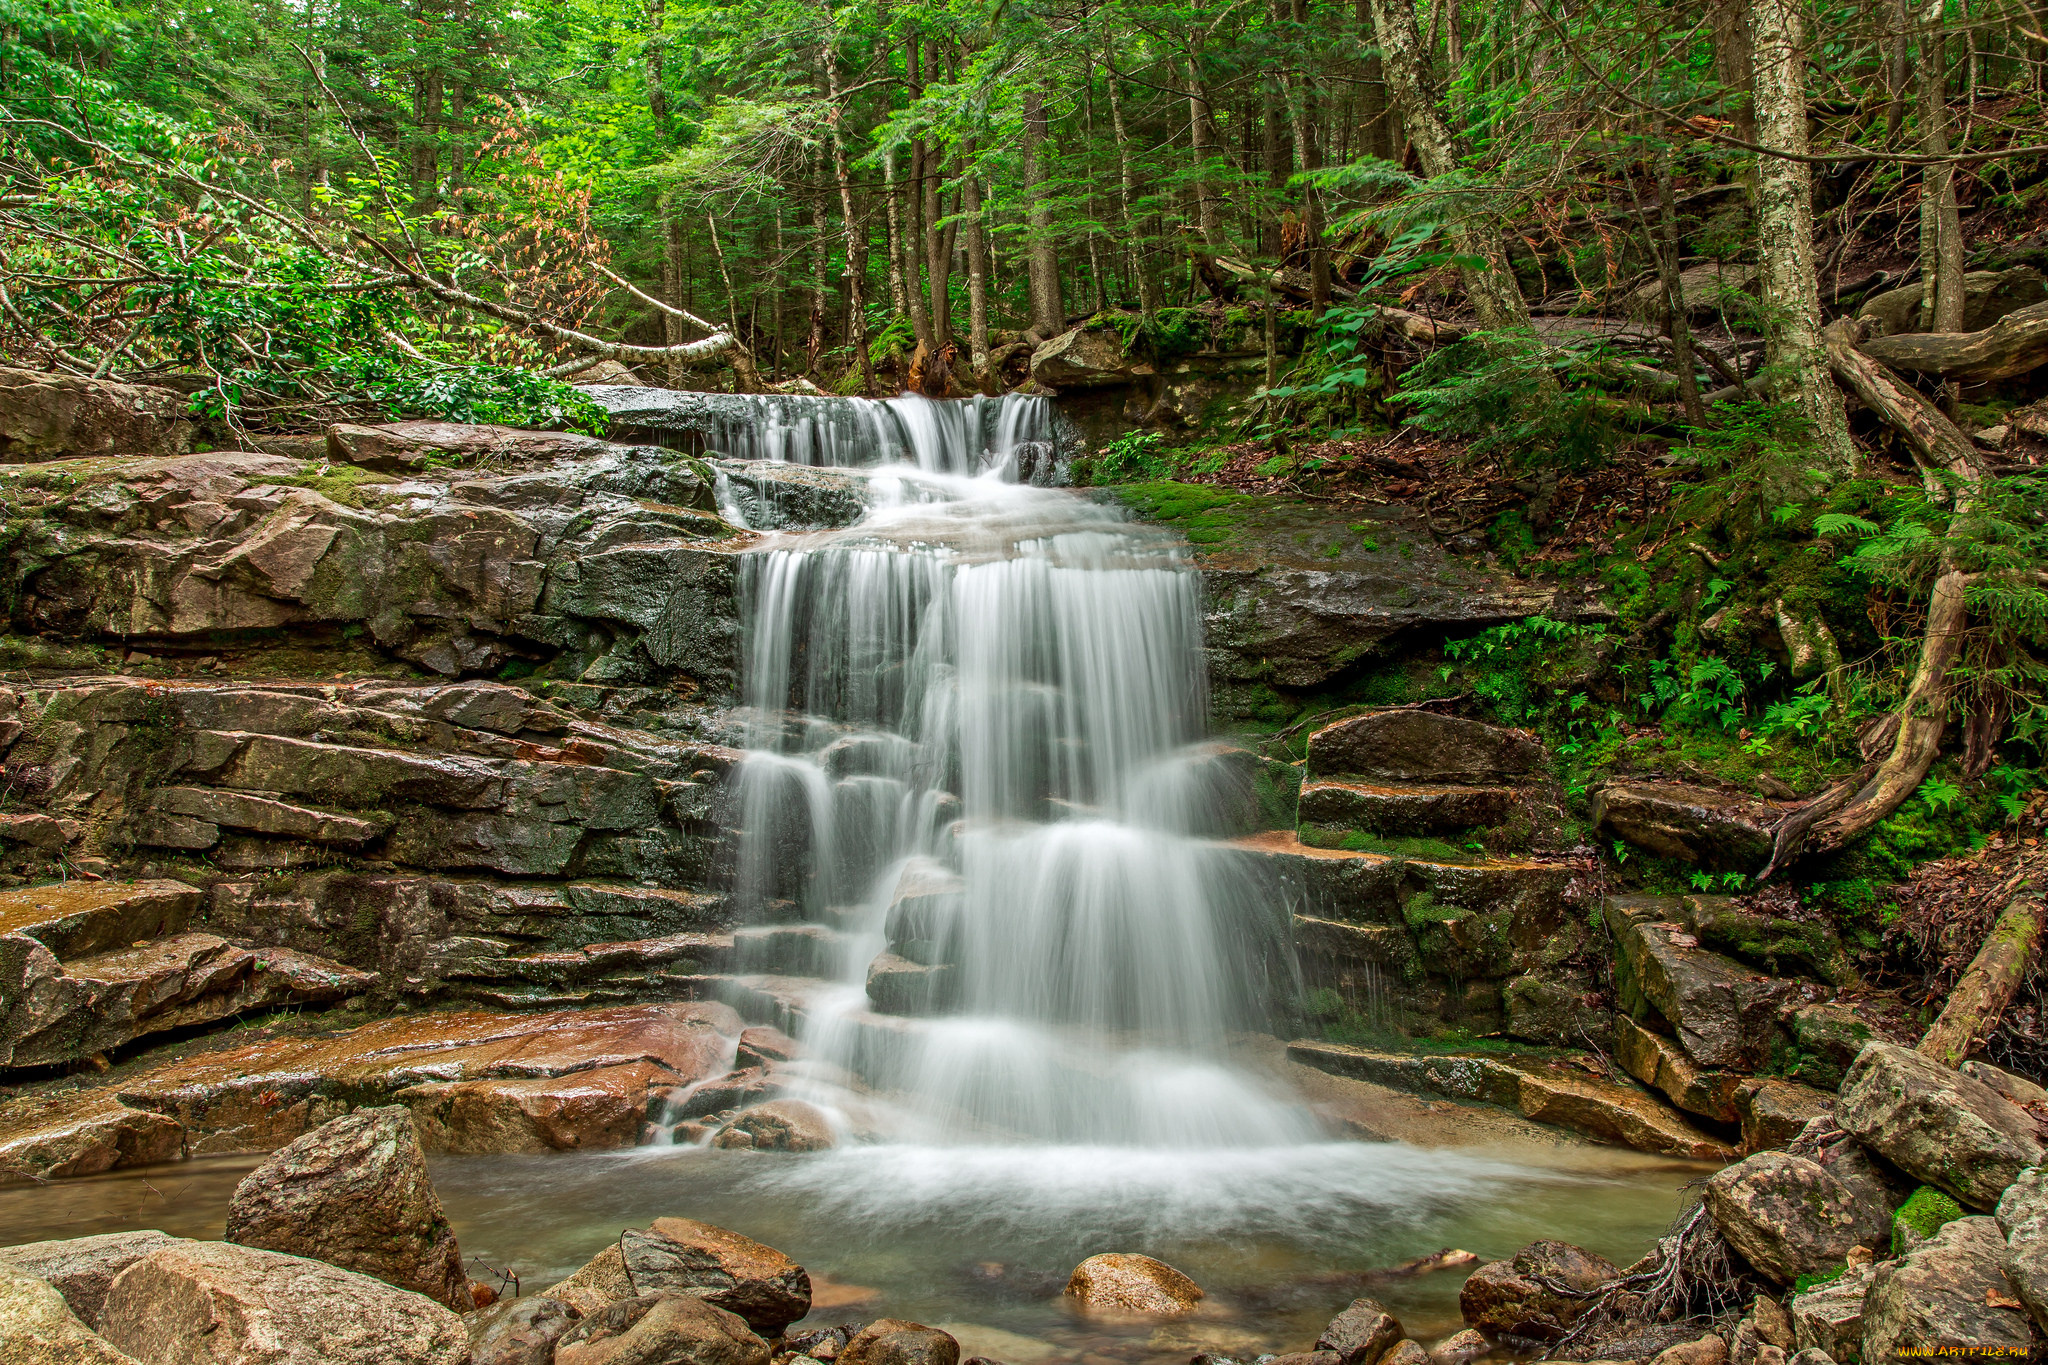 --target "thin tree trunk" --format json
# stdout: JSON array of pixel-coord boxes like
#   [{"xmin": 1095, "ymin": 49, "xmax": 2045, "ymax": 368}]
[
  {"xmin": 1288, "ymin": 0, "xmax": 1332, "ymax": 313},
  {"xmin": 820, "ymin": 32, "xmax": 875, "ymax": 393},
  {"xmin": 1749, "ymin": 0, "xmax": 1860, "ymax": 475},
  {"xmin": 1187, "ymin": 49, "xmax": 1225, "ymax": 247},
  {"xmin": 1915, "ymin": 1, "xmax": 1966, "ymax": 339},
  {"xmin": 808, "ymin": 181, "xmax": 828, "ymax": 377},
  {"xmin": 705, "ymin": 214, "xmax": 761, "ymax": 391},
  {"xmin": 962, "ymin": 151, "xmax": 991, "ymax": 381},
  {"xmin": 1365, "ymin": 0, "xmax": 1535, "ymax": 333},
  {"xmin": 1707, "ymin": 0, "xmax": 1758, "ymax": 142},
  {"xmin": 1021, "ymin": 87, "xmax": 1064, "ymax": 341},
  {"xmin": 1647, "ymin": 149, "xmax": 1705, "ymax": 421},
  {"xmin": 1106, "ymin": 51, "xmax": 1165, "ymax": 317}
]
